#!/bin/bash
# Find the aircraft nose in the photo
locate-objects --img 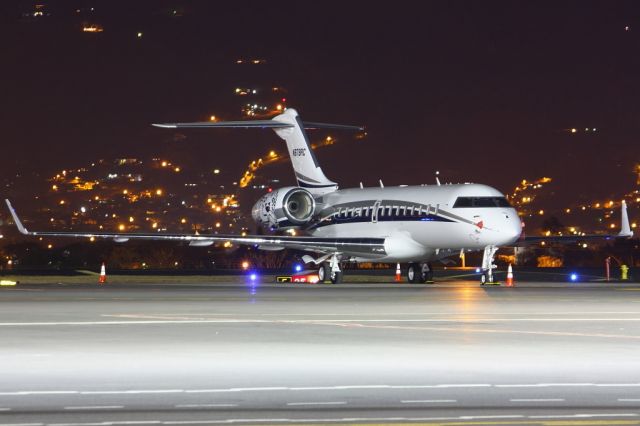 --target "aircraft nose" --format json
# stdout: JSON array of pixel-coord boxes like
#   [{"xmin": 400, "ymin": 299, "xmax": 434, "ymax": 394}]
[{"xmin": 506, "ymin": 210, "xmax": 523, "ymax": 242}]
